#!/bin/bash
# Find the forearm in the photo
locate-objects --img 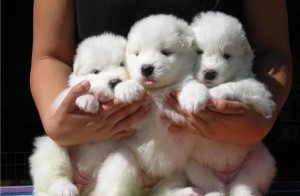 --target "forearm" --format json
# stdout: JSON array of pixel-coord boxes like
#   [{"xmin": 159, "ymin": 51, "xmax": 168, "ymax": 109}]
[
  {"xmin": 30, "ymin": 59, "xmax": 72, "ymax": 124},
  {"xmin": 230, "ymin": 53, "xmax": 292, "ymax": 145},
  {"xmin": 243, "ymin": 0, "xmax": 292, "ymax": 107},
  {"xmin": 31, "ymin": 0, "xmax": 76, "ymax": 126},
  {"xmin": 241, "ymin": 0, "xmax": 292, "ymax": 140},
  {"xmin": 231, "ymin": 50, "xmax": 292, "ymax": 144},
  {"xmin": 254, "ymin": 52, "xmax": 292, "ymax": 115}
]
